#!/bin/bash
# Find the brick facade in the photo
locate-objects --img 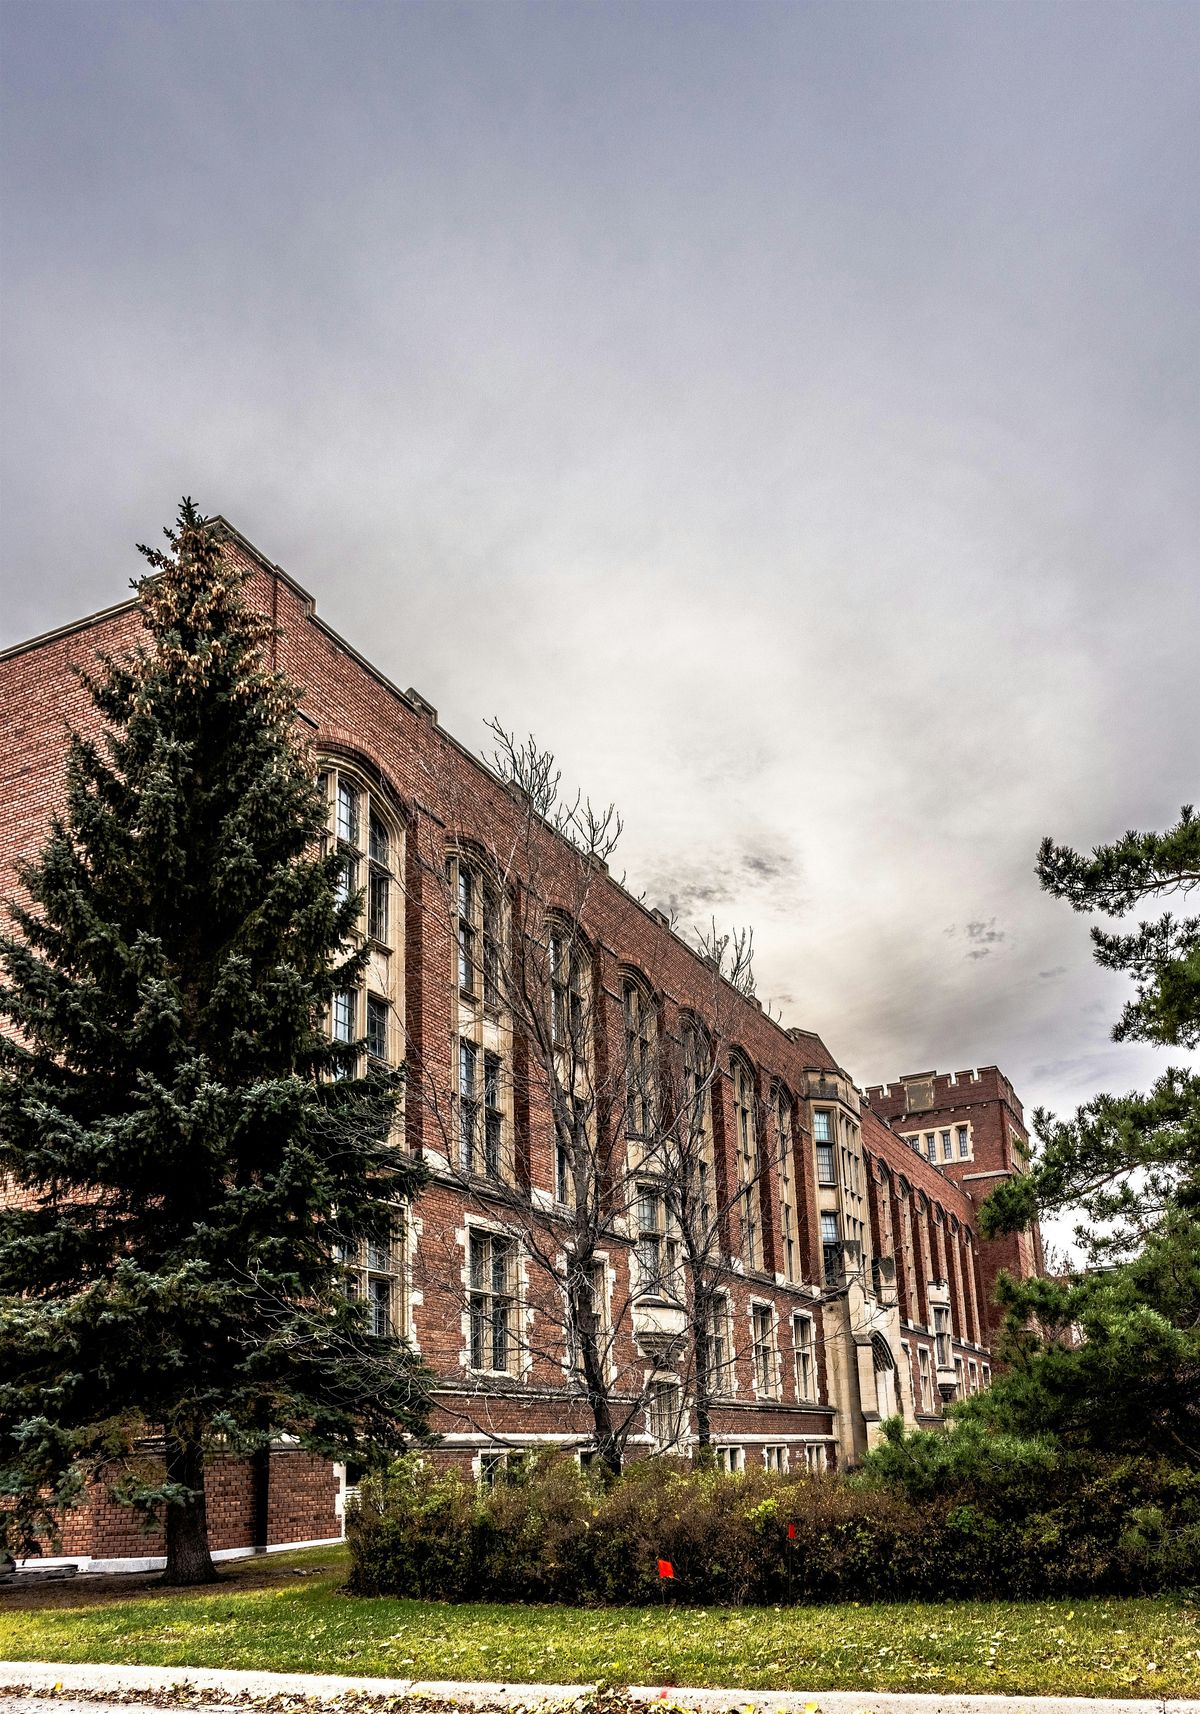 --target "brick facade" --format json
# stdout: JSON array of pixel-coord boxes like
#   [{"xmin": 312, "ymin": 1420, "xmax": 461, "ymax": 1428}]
[{"xmin": 0, "ymin": 520, "xmax": 1043, "ymax": 1564}]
